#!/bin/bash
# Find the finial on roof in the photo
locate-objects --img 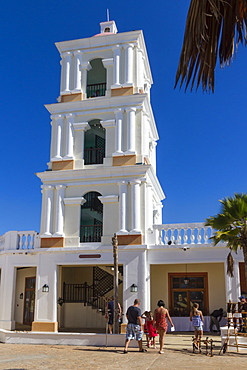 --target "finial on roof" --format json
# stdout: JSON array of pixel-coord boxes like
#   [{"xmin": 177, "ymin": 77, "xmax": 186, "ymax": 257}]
[{"xmin": 107, "ymin": 9, "xmax": 110, "ymax": 22}]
